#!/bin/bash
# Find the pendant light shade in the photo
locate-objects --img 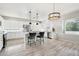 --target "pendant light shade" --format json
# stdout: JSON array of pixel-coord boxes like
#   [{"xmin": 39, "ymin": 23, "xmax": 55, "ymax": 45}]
[
  {"xmin": 48, "ymin": 12, "xmax": 60, "ymax": 20},
  {"xmin": 29, "ymin": 22, "xmax": 32, "ymax": 24},
  {"xmin": 48, "ymin": 3, "xmax": 60, "ymax": 20},
  {"xmin": 36, "ymin": 23, "xmax": 38, "ymax": 25}
]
